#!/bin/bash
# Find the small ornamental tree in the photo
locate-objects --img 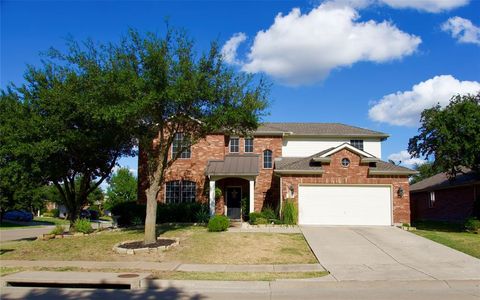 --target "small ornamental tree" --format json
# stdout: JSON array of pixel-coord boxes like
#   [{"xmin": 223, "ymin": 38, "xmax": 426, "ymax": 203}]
[
  {"xmin": 111, "ymin": 29, "xmax": 269, "ymax": 244},
  {"xmin": 408, "ymin": 93, "xmax": 480, "ymax": 178},
  {"xmin": 106, "ymin": 168, "xmax": 137, "ymax": 210}
]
